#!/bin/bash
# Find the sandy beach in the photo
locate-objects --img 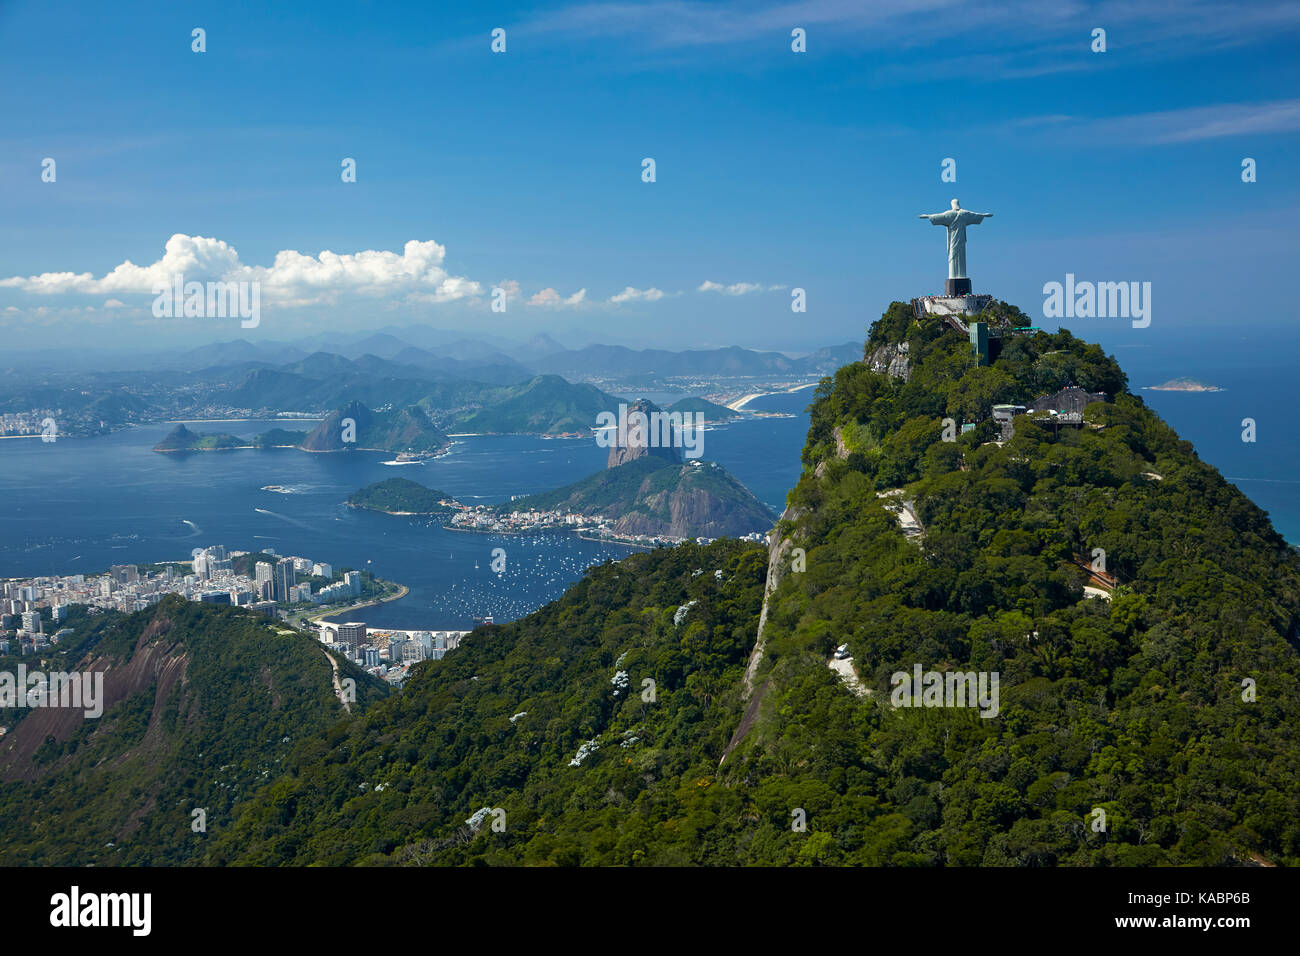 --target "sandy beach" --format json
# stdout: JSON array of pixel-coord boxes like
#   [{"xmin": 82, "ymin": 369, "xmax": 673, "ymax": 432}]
[{"xmin": 725, "ymin": 380, "xmax": 818, "ymax": 411}]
